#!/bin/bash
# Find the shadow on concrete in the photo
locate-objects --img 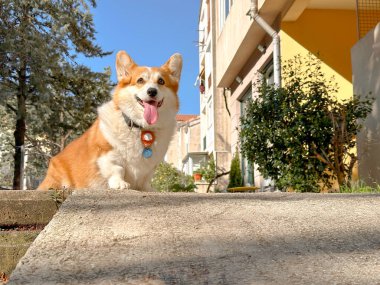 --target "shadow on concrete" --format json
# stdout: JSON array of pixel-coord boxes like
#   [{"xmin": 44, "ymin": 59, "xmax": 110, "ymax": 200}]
[
  {"xmin": 10, "ymin": 225, "xmax": 380, "ymax": 284},
  {"xmin": 63, "ymin": 192, "xmax": 380, "ymax": 213}
]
